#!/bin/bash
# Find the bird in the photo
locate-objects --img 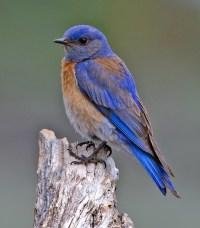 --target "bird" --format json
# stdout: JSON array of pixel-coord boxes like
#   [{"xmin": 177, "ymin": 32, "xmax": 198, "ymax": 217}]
[{"xmin": 54, "ymin": 24, "xmax": 180, "ymax": 198}]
